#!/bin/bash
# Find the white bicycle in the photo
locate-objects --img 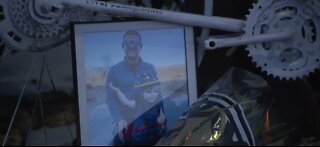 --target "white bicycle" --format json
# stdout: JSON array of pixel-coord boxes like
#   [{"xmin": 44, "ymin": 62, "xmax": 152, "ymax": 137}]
[
  {"xmin": 0, "ymin": 0, "xmax": 319, "ymax": 145},
  {"xmin": 1, "ymin": 0, "xmax": 319, "ymax": 79}
]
